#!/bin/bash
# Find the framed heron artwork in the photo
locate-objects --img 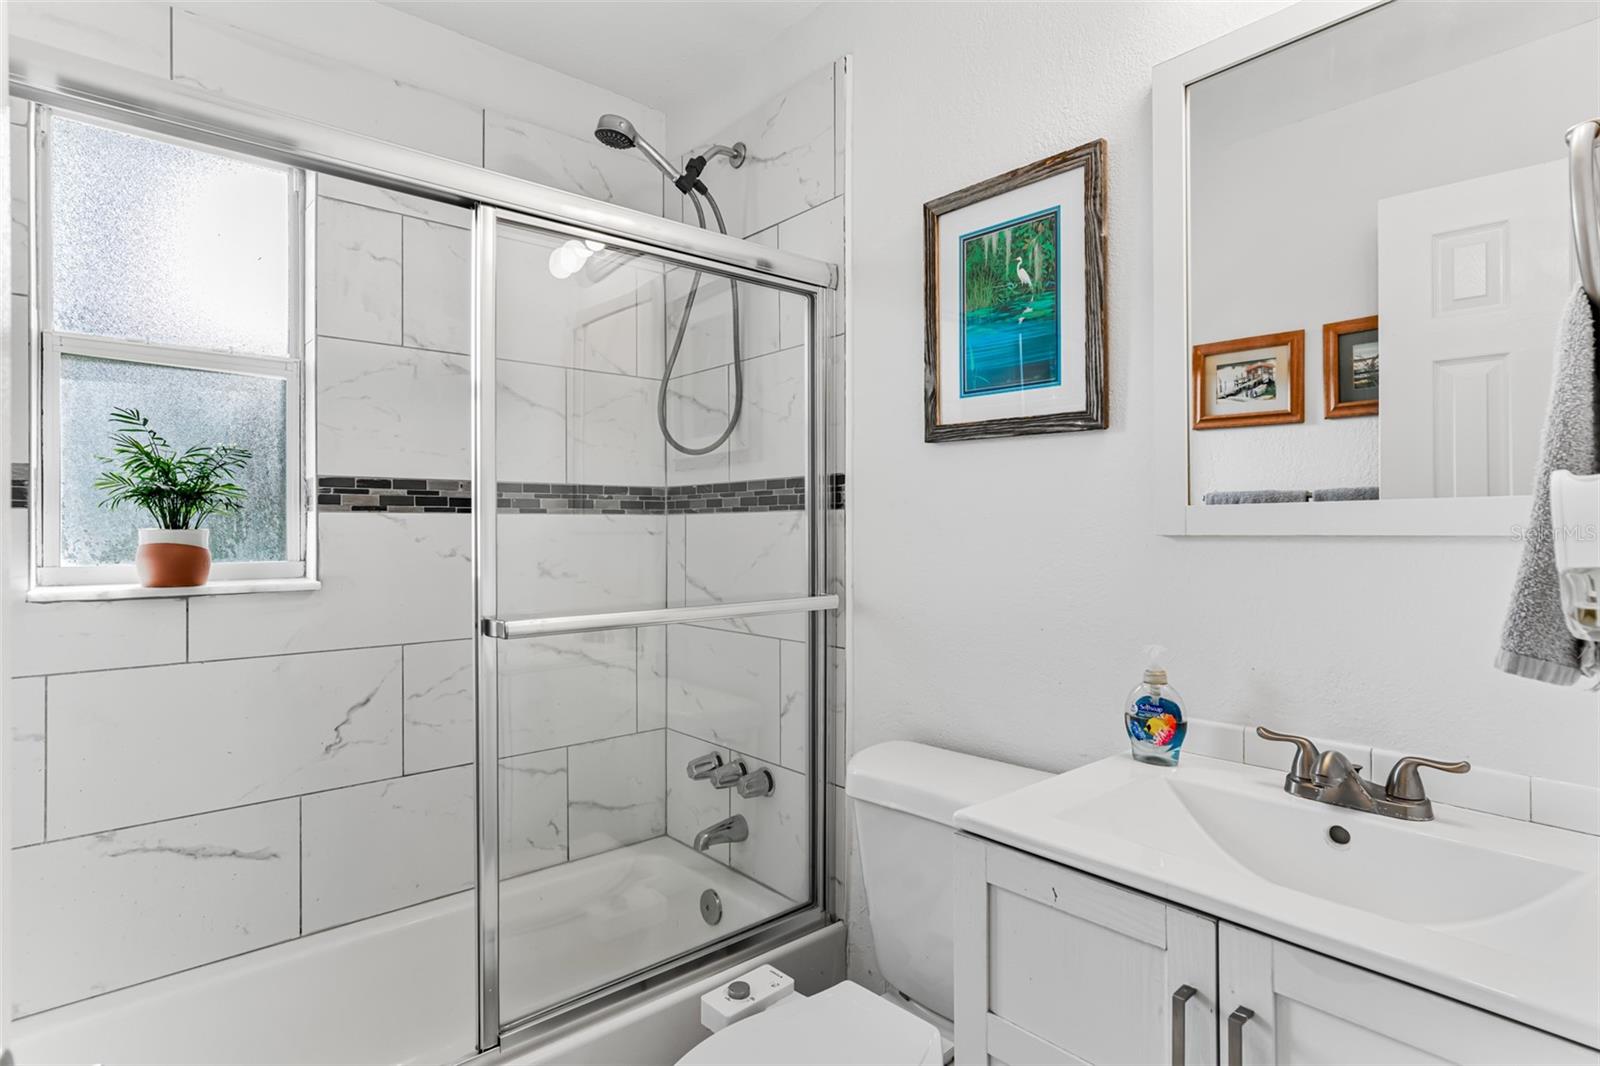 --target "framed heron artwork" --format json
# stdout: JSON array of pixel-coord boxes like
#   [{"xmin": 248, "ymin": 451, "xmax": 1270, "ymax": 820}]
[{"xmin": 922, "ymin": 139, "xmax": 1108, "ymax": 441}]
